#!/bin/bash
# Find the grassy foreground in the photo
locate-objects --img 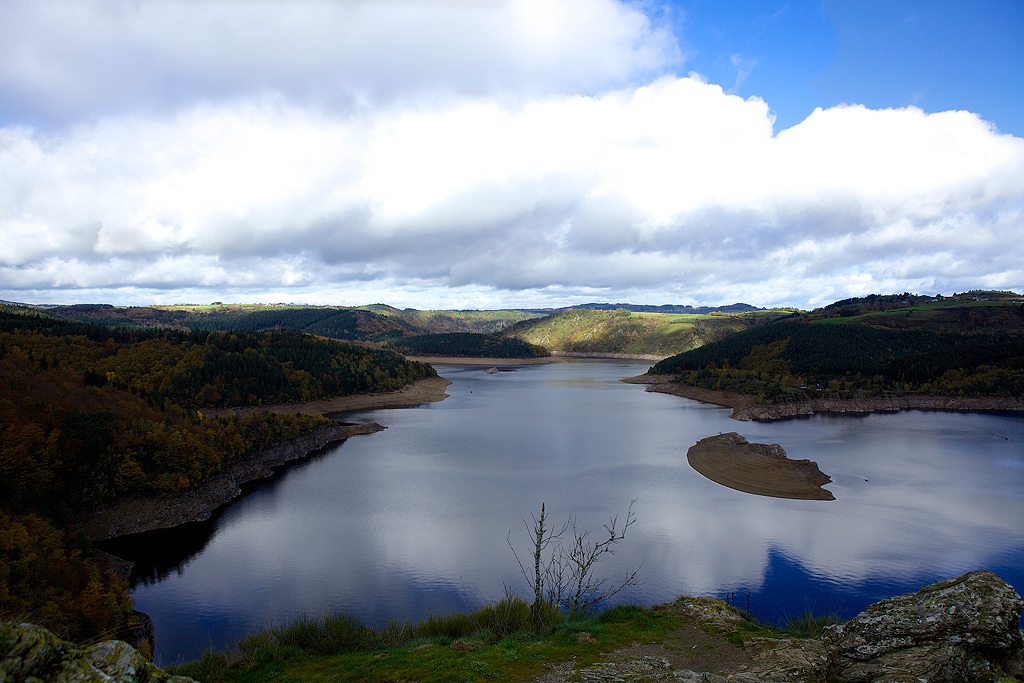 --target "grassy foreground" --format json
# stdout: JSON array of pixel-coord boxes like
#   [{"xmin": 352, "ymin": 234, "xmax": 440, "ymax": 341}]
[{"xmin": 168, "ymin": 596, "xmax": 836, "ymax": 683}]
